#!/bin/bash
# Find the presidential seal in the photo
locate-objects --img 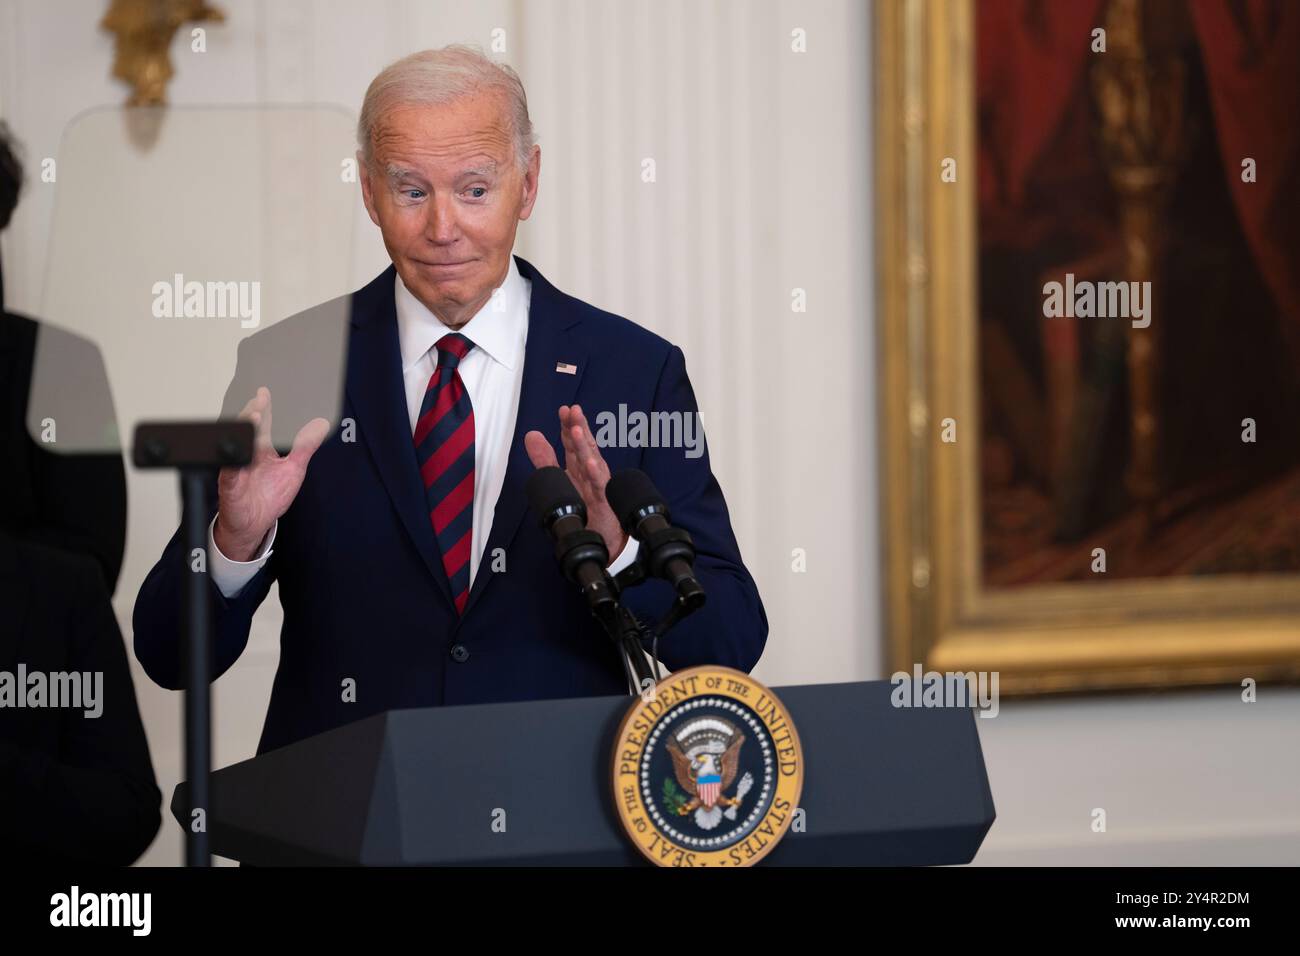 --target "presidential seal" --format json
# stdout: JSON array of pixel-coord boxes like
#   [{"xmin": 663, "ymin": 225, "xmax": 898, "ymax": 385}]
[{"xmin": 610, "ymin": 665, "xmax": 803, "ymax": 867}]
